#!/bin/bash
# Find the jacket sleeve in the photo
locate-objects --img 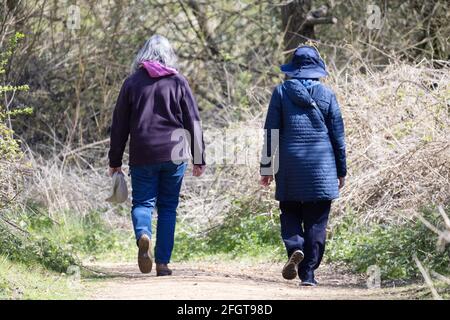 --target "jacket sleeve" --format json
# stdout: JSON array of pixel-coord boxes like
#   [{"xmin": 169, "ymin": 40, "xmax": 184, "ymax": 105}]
[
  {"xmin": 108, "ymin": 79, "xmax": 131, "ymax": 168},
  {"xmin": 260, "ymin": 87, "xmax": 282, "ymax": 175},
  {"xmin": 326, "ymin": 93, "xmax": 347, "ymax": 177},
  {"xmin": 180, "ymin": 78, "xmax": 206, "ymax": 165}
]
